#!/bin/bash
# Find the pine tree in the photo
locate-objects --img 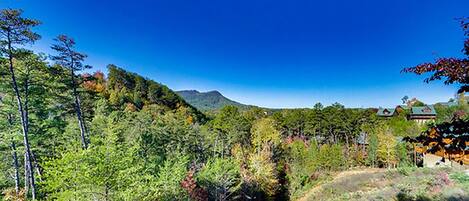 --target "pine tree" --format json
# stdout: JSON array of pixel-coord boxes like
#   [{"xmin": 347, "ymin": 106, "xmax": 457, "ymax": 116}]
[
  {"xmin": 51, "ymin": 35, "xmax": 91, "ymax": 149},
  {"xmin": 0, "ymin": 9, "xmax": 40, "ymax": 199}
]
